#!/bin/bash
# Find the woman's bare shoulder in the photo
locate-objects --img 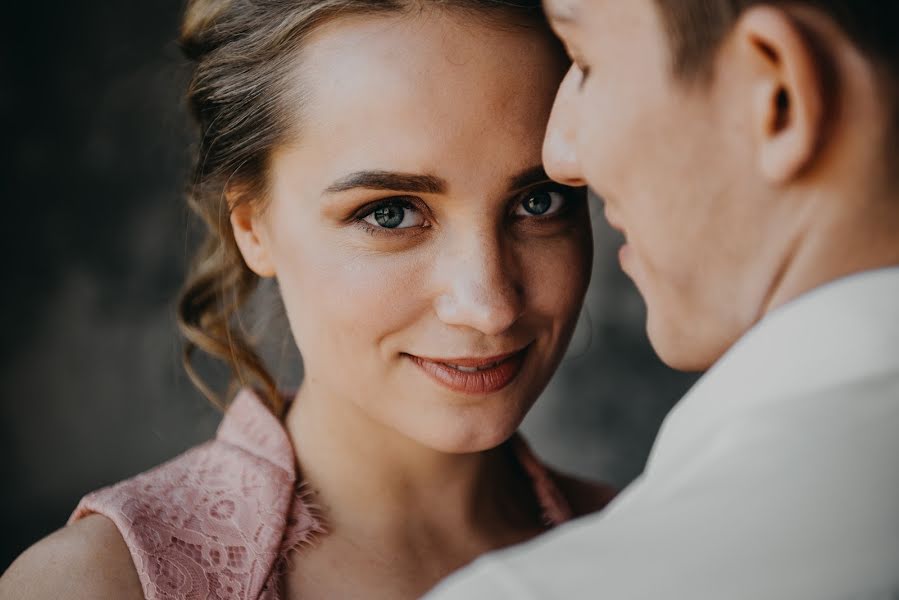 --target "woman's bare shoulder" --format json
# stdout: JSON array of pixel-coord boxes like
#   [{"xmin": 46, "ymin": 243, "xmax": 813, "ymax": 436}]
[
  {"xmin": 0, "ymin": 514, "xmax": 143, "ymax": 600},
  {"xmin": 549, "ymin": 469, "xmax": 619, "ymax": 518}
]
